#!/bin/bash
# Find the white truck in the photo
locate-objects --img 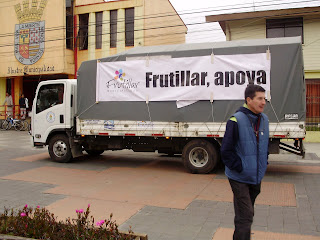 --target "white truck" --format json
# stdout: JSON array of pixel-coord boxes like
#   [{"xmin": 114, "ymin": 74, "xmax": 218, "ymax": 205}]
[{"xmin": 31, "ymin": 37, "xmax": 306, "ymax": 173}]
